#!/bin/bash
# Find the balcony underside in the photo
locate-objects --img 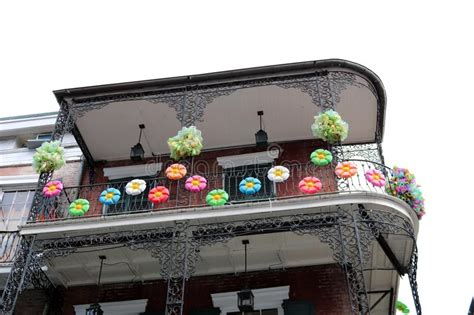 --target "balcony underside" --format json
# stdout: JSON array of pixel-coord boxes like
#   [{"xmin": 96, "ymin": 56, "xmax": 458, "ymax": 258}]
[
  {"xmin": 42, "ymin": 233, "xmax": 403, "ymax": 314},
  {"xmin": 57, "ymin": 60, "xmax": 385, "ymax": 162}
]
